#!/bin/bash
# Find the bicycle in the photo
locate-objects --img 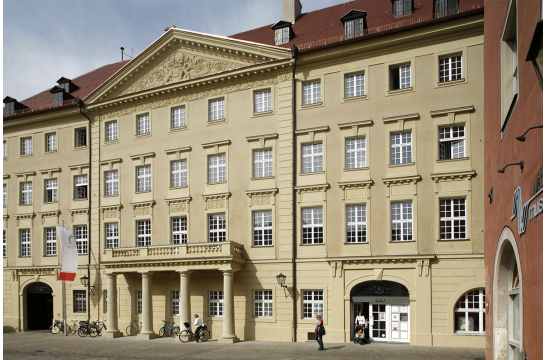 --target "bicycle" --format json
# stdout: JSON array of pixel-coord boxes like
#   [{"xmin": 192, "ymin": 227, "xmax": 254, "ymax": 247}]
[
  {"xmin": 158, "ymin": 320, "xmax": 180, "ymax": 337},
  {"xmin": 179, "ymin": 322, "xmax": 210, "ymax": 343},
  {"xmin": 126, "ymin": 320, "xmax": 142, "ymax": 336},
  {"xmin": 77, "ymin": 321, "xmax": 98, "ymax": 338},
  {"xmin": 91, "ymin": 320, "xmax": 107, "ymax": 337},
  {"xmin": 50, "ymin": 319, "xmax": 73, "ymax": 334}
]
